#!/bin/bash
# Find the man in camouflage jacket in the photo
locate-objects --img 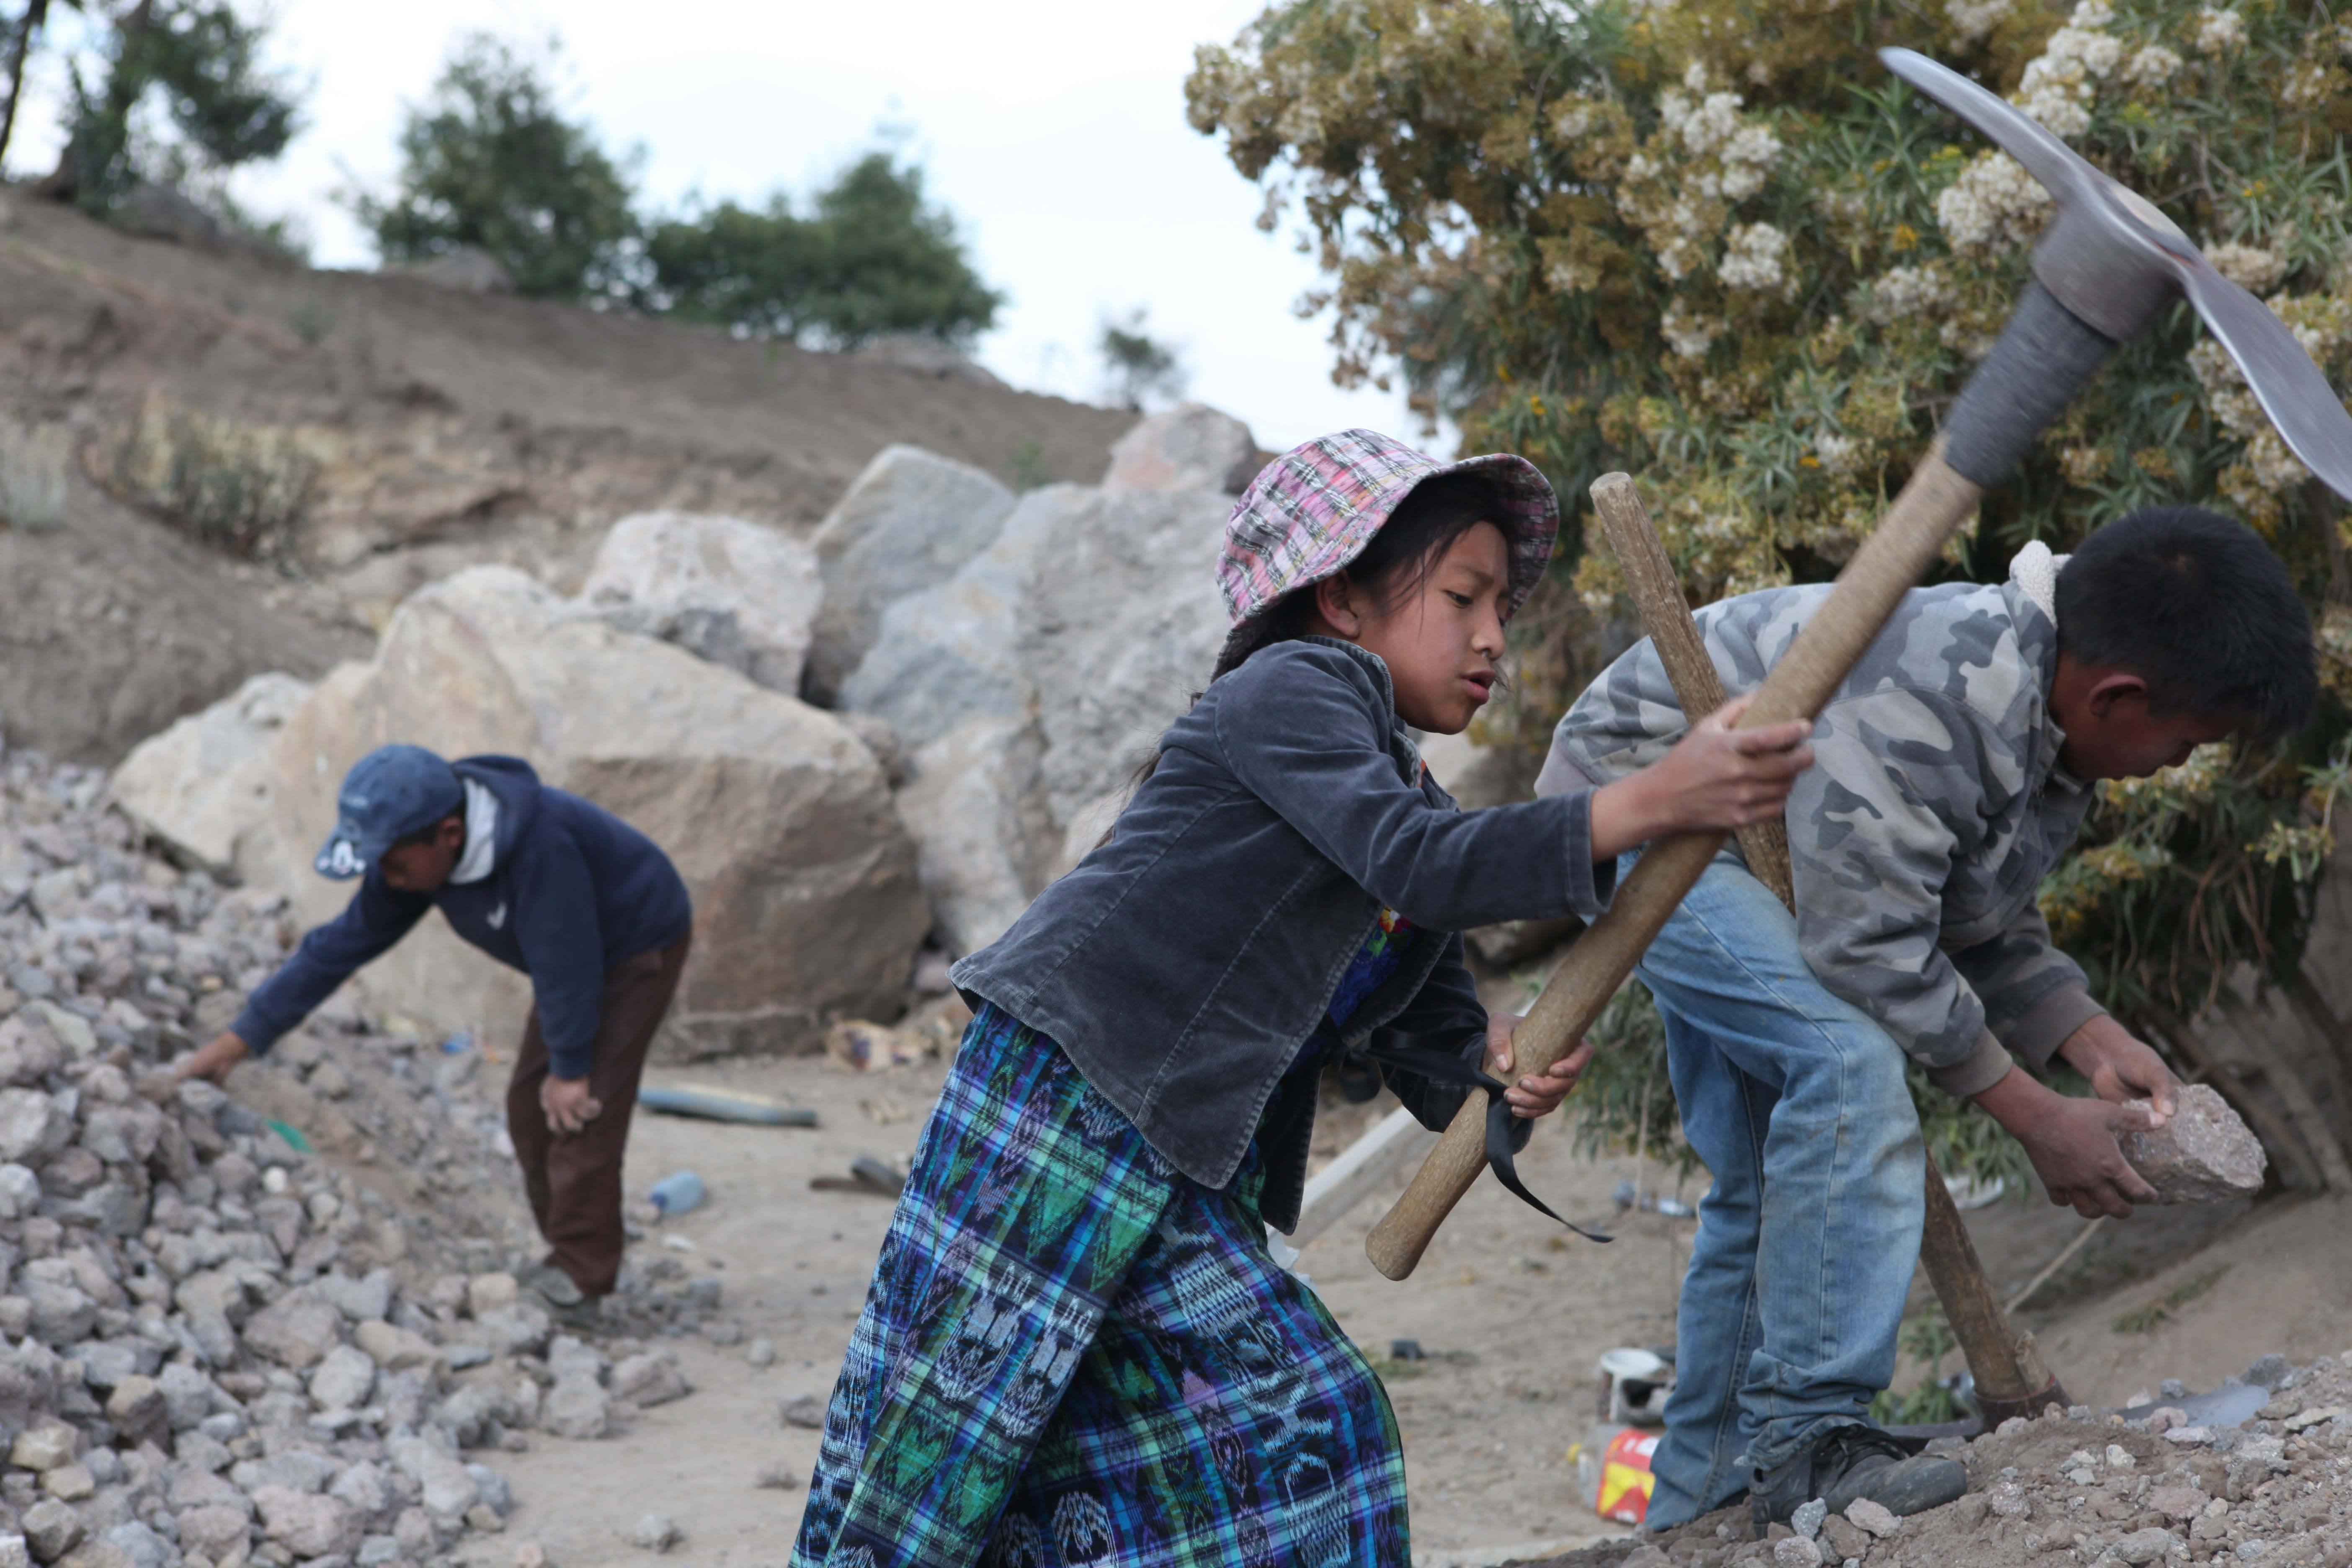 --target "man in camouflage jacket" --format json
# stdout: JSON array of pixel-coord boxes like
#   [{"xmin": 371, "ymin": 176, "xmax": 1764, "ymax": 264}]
[{"xmin": 1541, "ymin": 510, "xmax": 2313, "ymax": 1531}]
